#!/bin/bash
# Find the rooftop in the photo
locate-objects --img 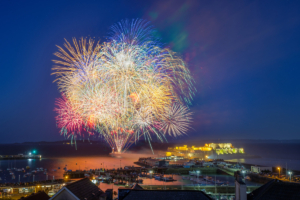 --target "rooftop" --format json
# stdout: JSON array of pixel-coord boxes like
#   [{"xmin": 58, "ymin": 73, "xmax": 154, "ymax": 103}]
[
  {"xmin": 65, "ymin": 178, "xmax": 104, "ymax": 200},
  {"xmin": 248, "ymin": 179, "xmax": 300, "ymax": 200},
  {"xmin": 122, "ymin": 190, "xmax": 212, "ymax": 200}
]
